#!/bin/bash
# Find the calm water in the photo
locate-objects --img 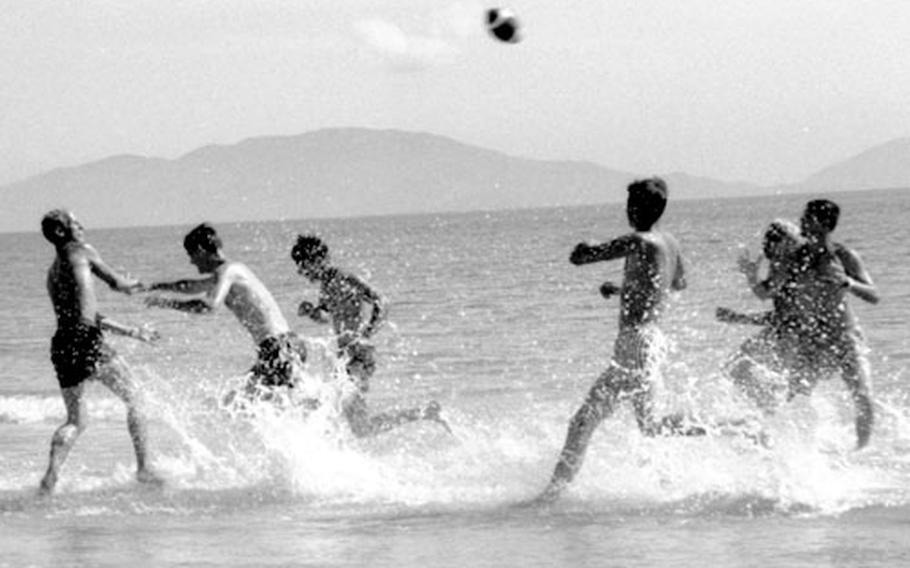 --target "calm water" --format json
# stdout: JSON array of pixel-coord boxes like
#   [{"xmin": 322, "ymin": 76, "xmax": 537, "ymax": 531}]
[{"xmin": 1, "ymin": 189, "xmax": 909, "ymax": 567}]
